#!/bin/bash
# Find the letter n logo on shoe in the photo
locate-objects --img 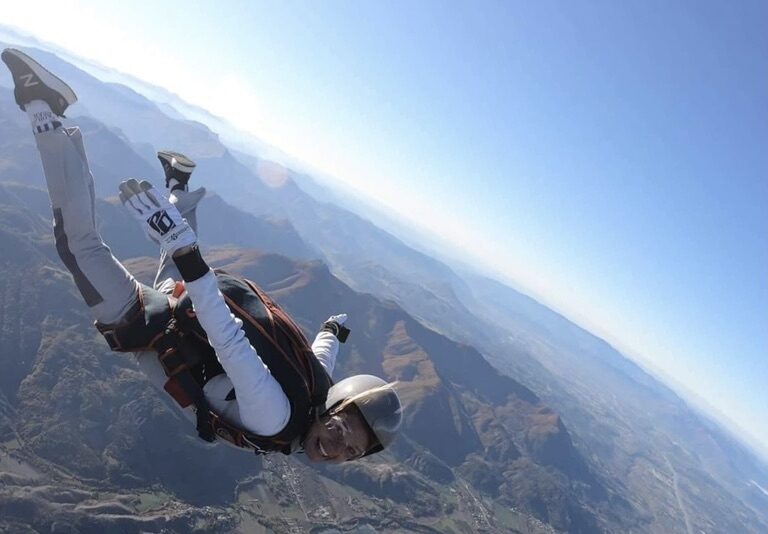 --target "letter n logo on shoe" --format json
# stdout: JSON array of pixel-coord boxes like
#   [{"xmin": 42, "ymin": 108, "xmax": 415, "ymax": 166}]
[
  {"xmin": 148, "ymin": 210, "xmax": 176, "ymax": 235},
  {"xmin": 20, "ymin": 73, "xmax": 38, "ymax": 87}
]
